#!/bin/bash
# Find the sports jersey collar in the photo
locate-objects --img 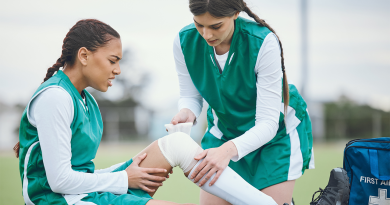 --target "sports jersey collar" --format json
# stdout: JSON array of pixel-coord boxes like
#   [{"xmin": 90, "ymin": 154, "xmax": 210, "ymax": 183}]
[{"xmin": 207, "ymin": 17, "xmax": 241, "ymax": 75}]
